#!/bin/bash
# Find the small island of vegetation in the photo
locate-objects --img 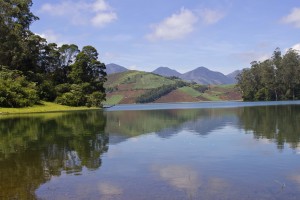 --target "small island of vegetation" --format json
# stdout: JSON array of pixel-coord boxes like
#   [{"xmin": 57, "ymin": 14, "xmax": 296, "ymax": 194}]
[{"xmin": 0, "ymin": 0, "xmax": 107, "ymax": 113}]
